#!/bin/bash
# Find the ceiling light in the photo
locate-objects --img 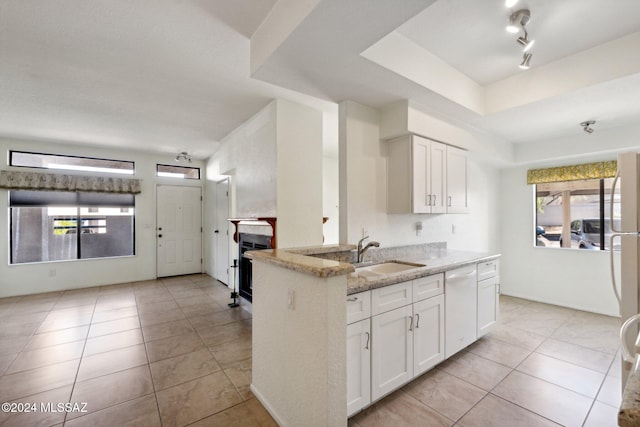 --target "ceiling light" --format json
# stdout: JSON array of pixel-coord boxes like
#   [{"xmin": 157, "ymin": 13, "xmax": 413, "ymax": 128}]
[
  {"xmin": 519, "ymin": 53, "xmax": 532, "ymax": 69},
  {"xmin": 175, "ymin": 151, "xmax": 192, "ymax": 163},
  {"xmin": 505, "ymin": 0, "xmax": 519, "ymax": 8},
  {"xmin": 517, "ymin": 32, "xmax": 535, "ymax": 52},
  {"xmin": 581, "ymin": 120, "xmax": 595, "ymax": 134},
  {"xmin": 506, "ymin": 9, "xmax": 530, "ymax": 33}
]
